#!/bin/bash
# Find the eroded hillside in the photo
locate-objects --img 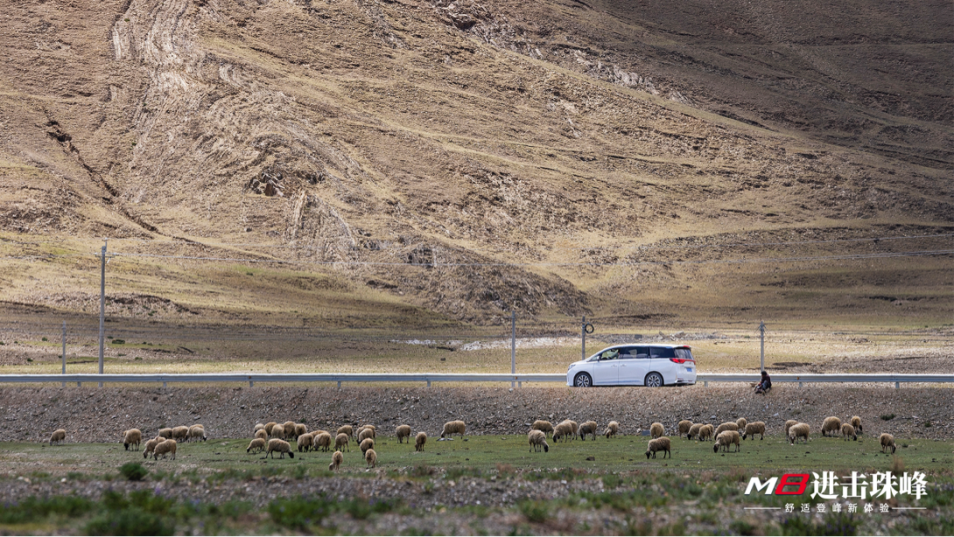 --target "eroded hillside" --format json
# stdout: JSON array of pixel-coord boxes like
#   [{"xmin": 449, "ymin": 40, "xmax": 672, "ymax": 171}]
[{"xmin": 0, "ymin": 0, "xmax": 951, "ymax": 326}]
